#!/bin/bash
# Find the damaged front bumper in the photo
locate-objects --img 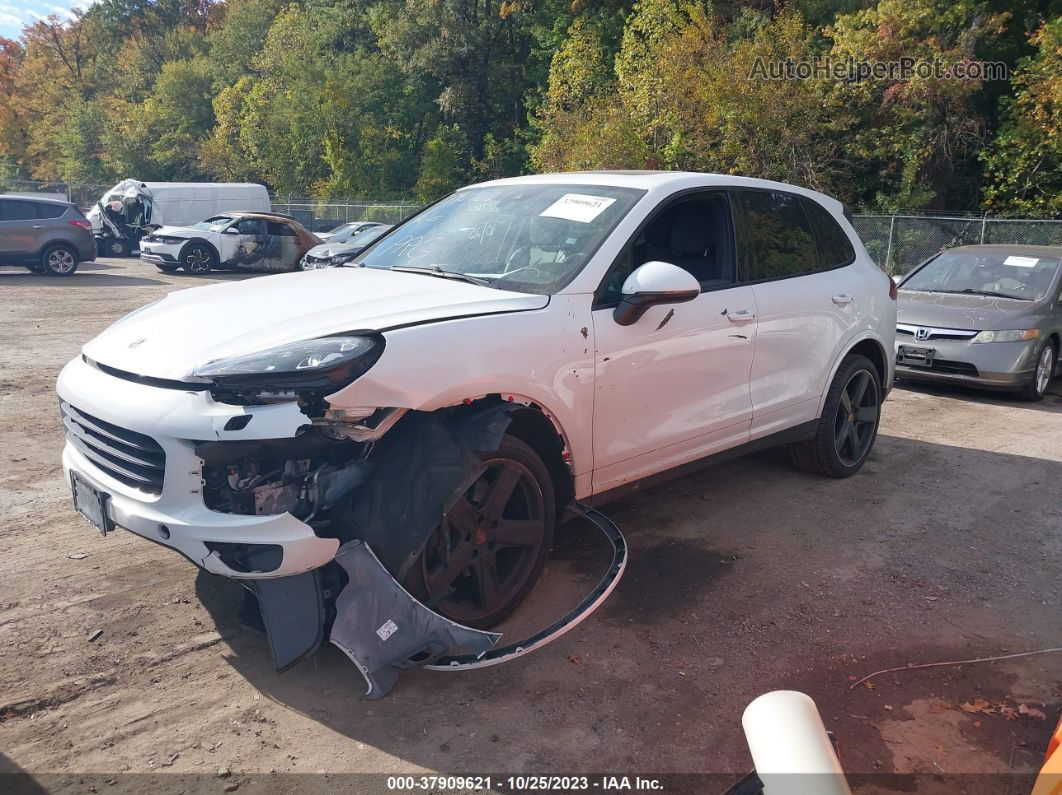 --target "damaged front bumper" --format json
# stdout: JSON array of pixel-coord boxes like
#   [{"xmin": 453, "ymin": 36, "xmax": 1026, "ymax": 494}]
[
  {"xmin": 58, "ymin": 354, "xmax": 339, "ymax": 578},
  {"xmin": 58, "ymin": 354, "xmax": 628, "ymax": 697}
]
